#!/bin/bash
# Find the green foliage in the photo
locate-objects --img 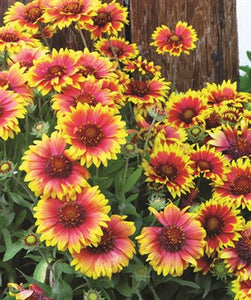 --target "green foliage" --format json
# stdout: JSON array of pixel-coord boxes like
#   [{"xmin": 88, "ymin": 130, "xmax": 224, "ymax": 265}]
[{"xmin": 239, "ymin": 50, "xmax": 251, "ymax": 92}]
